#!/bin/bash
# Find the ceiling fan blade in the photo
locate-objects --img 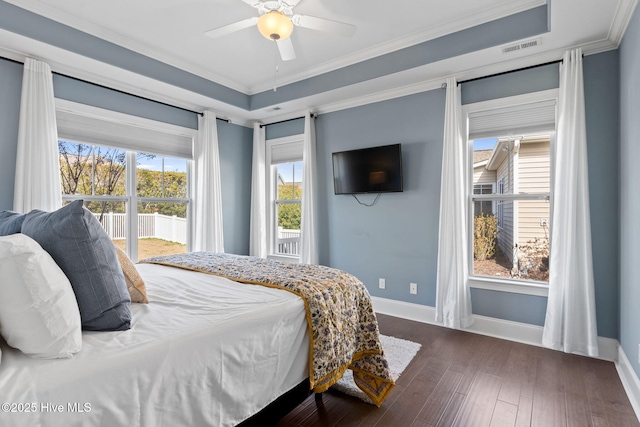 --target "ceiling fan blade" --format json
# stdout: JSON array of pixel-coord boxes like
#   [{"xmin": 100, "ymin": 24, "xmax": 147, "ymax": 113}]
[
  {"xmin": 292, "ymin": 14, "xmax": 356, "ymax": 37},
  {"xmin": 204, "ymin": 17, "xmax": 258, "ymax": 39},
  {"xmin": 277, "ymin": 37, "xmax": 296, "ymax": 61}
]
